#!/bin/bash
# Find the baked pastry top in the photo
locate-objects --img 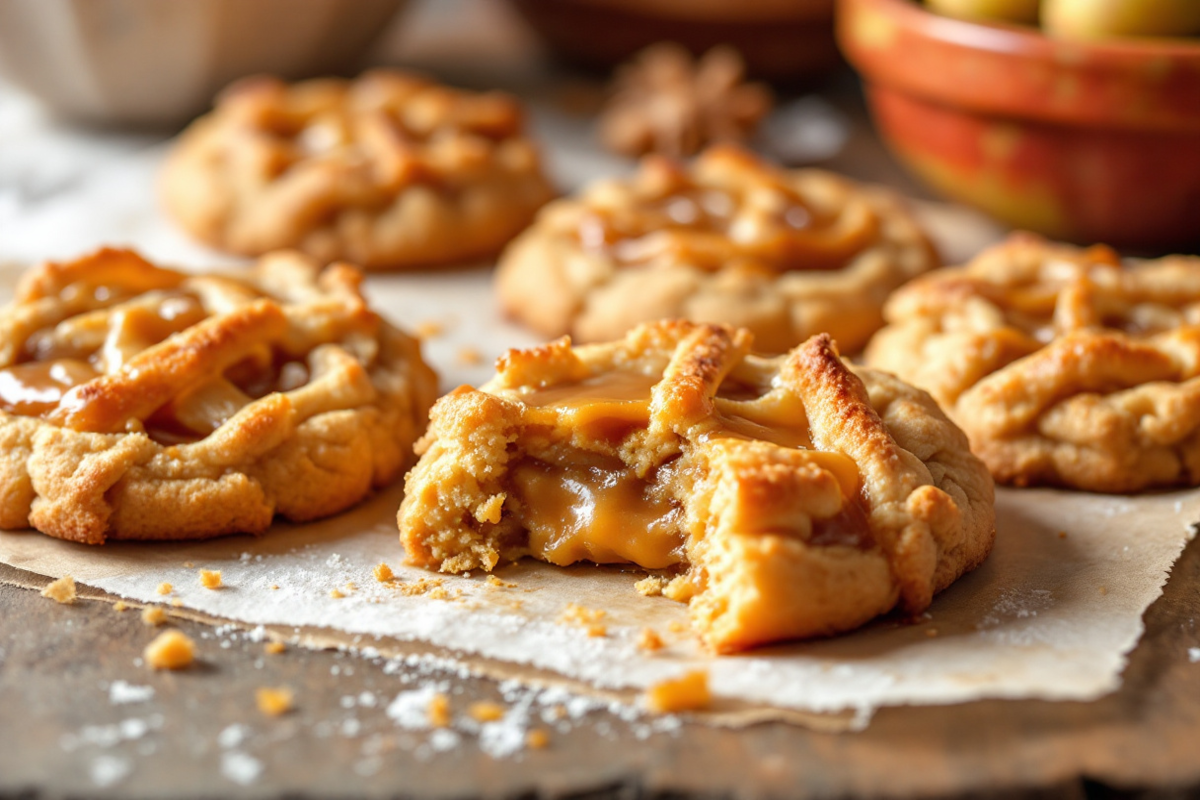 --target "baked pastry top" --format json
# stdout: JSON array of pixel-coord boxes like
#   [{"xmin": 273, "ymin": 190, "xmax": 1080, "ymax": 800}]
[
  {"xmin": 162, "ymin": 70, "xmax": 556, "ymax": 270},
  {"xmin": 0, "ymin": 247, "xmax": 438, "ymax": 543},
  {"xmin": 398, "ymin": 320, "xmax": 994, "ymax": 653},
  {"xmin": 494, "ymin": 145, "xmax": 938, "ymax": 353},
  {"xmin": 865, "ymin": 233, "xmax": 1200, "ymax": 492}
]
